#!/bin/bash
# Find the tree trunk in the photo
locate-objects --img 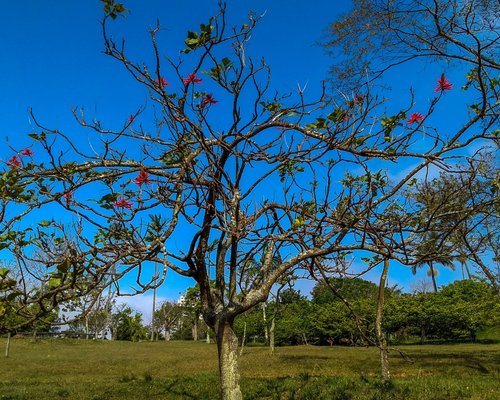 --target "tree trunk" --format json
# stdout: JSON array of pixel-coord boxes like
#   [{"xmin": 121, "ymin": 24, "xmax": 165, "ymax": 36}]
[
  {"xmin": 420, "ymin": 326, "xmax": 426, "ymax": 343},
  {"xmin": 192, "ymin": 317, "xmax": 198, "ymax": 341},
  {"xmin": 5, "ymin": 332, "xmax": 11, "ymax": 358},
  {"xmin": 165, "ymin": 328, "xmax": 171, "ymax": 341},
  {"xmin": 215, "ymin": 320, "xmax": 243, "ymax": 400},
  {"xmin": 302, "ymin": 333, "xmax": 308, "ymax": 346},
  {"xmin": 376, "ymin": 258, "xmax": 390, "ymax": 382},
  {"xmin": 429, "ymin": 262, "xmax": 438, "ymax": 292},
  {"xmin": 151, "ymin": 285, "xmax": 156, "ymax": 342},
  {"xmin": 85, "ymin": 315, "xmax": 89, "ymax": 340},
  {"xmin": 262, "ymin": 304, "xmax": 269, "ymax": 344},
  {"xmin": 206, "ymin": 331, "xmax": 210, "ymax": 344},
  {"xmin": 269, "ymin": 317, "xmax": 275, "ymax": 355},
  {"xmin": 239, "ymin": 322, "xmax": 246, "ymax": 356}
]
